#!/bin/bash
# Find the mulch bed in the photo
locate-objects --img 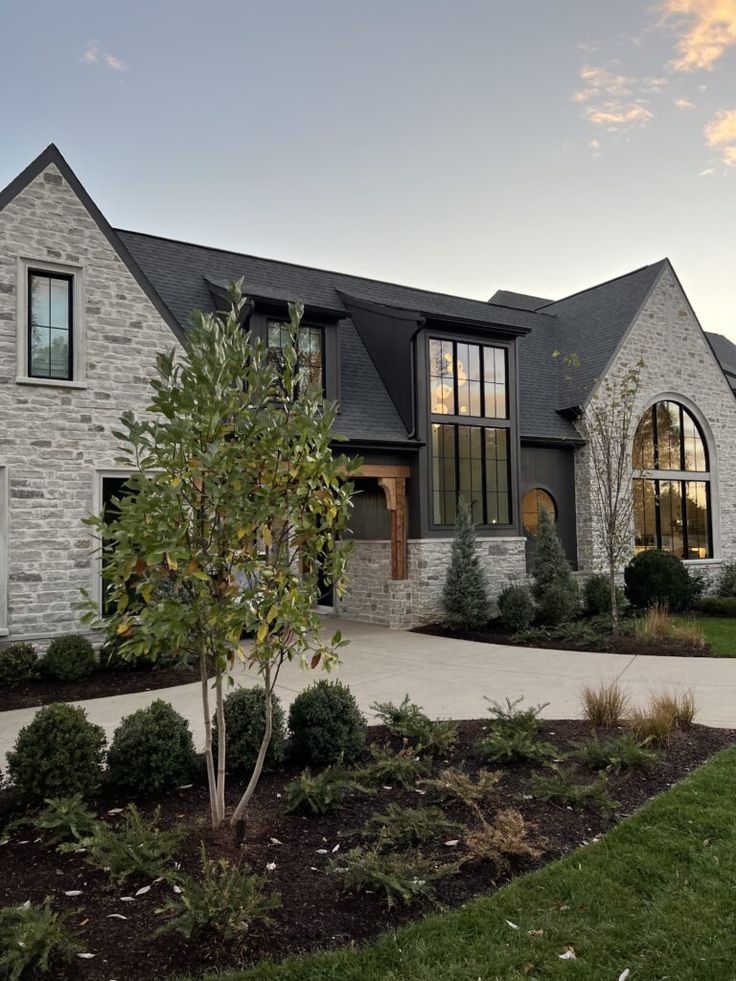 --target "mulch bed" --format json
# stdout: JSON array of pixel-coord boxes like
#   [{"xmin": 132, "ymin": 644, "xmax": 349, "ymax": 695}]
[
  {"xmin": 1, "ymin": 720, "xmax": 733, "ymax": 981},
  {"xmin": 0, "ymin": 664, "xmax": 203, "ymax": 712},
  {"xmin": 415, "ymin": 622, "xmax": 710, "ymax": 657}
]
